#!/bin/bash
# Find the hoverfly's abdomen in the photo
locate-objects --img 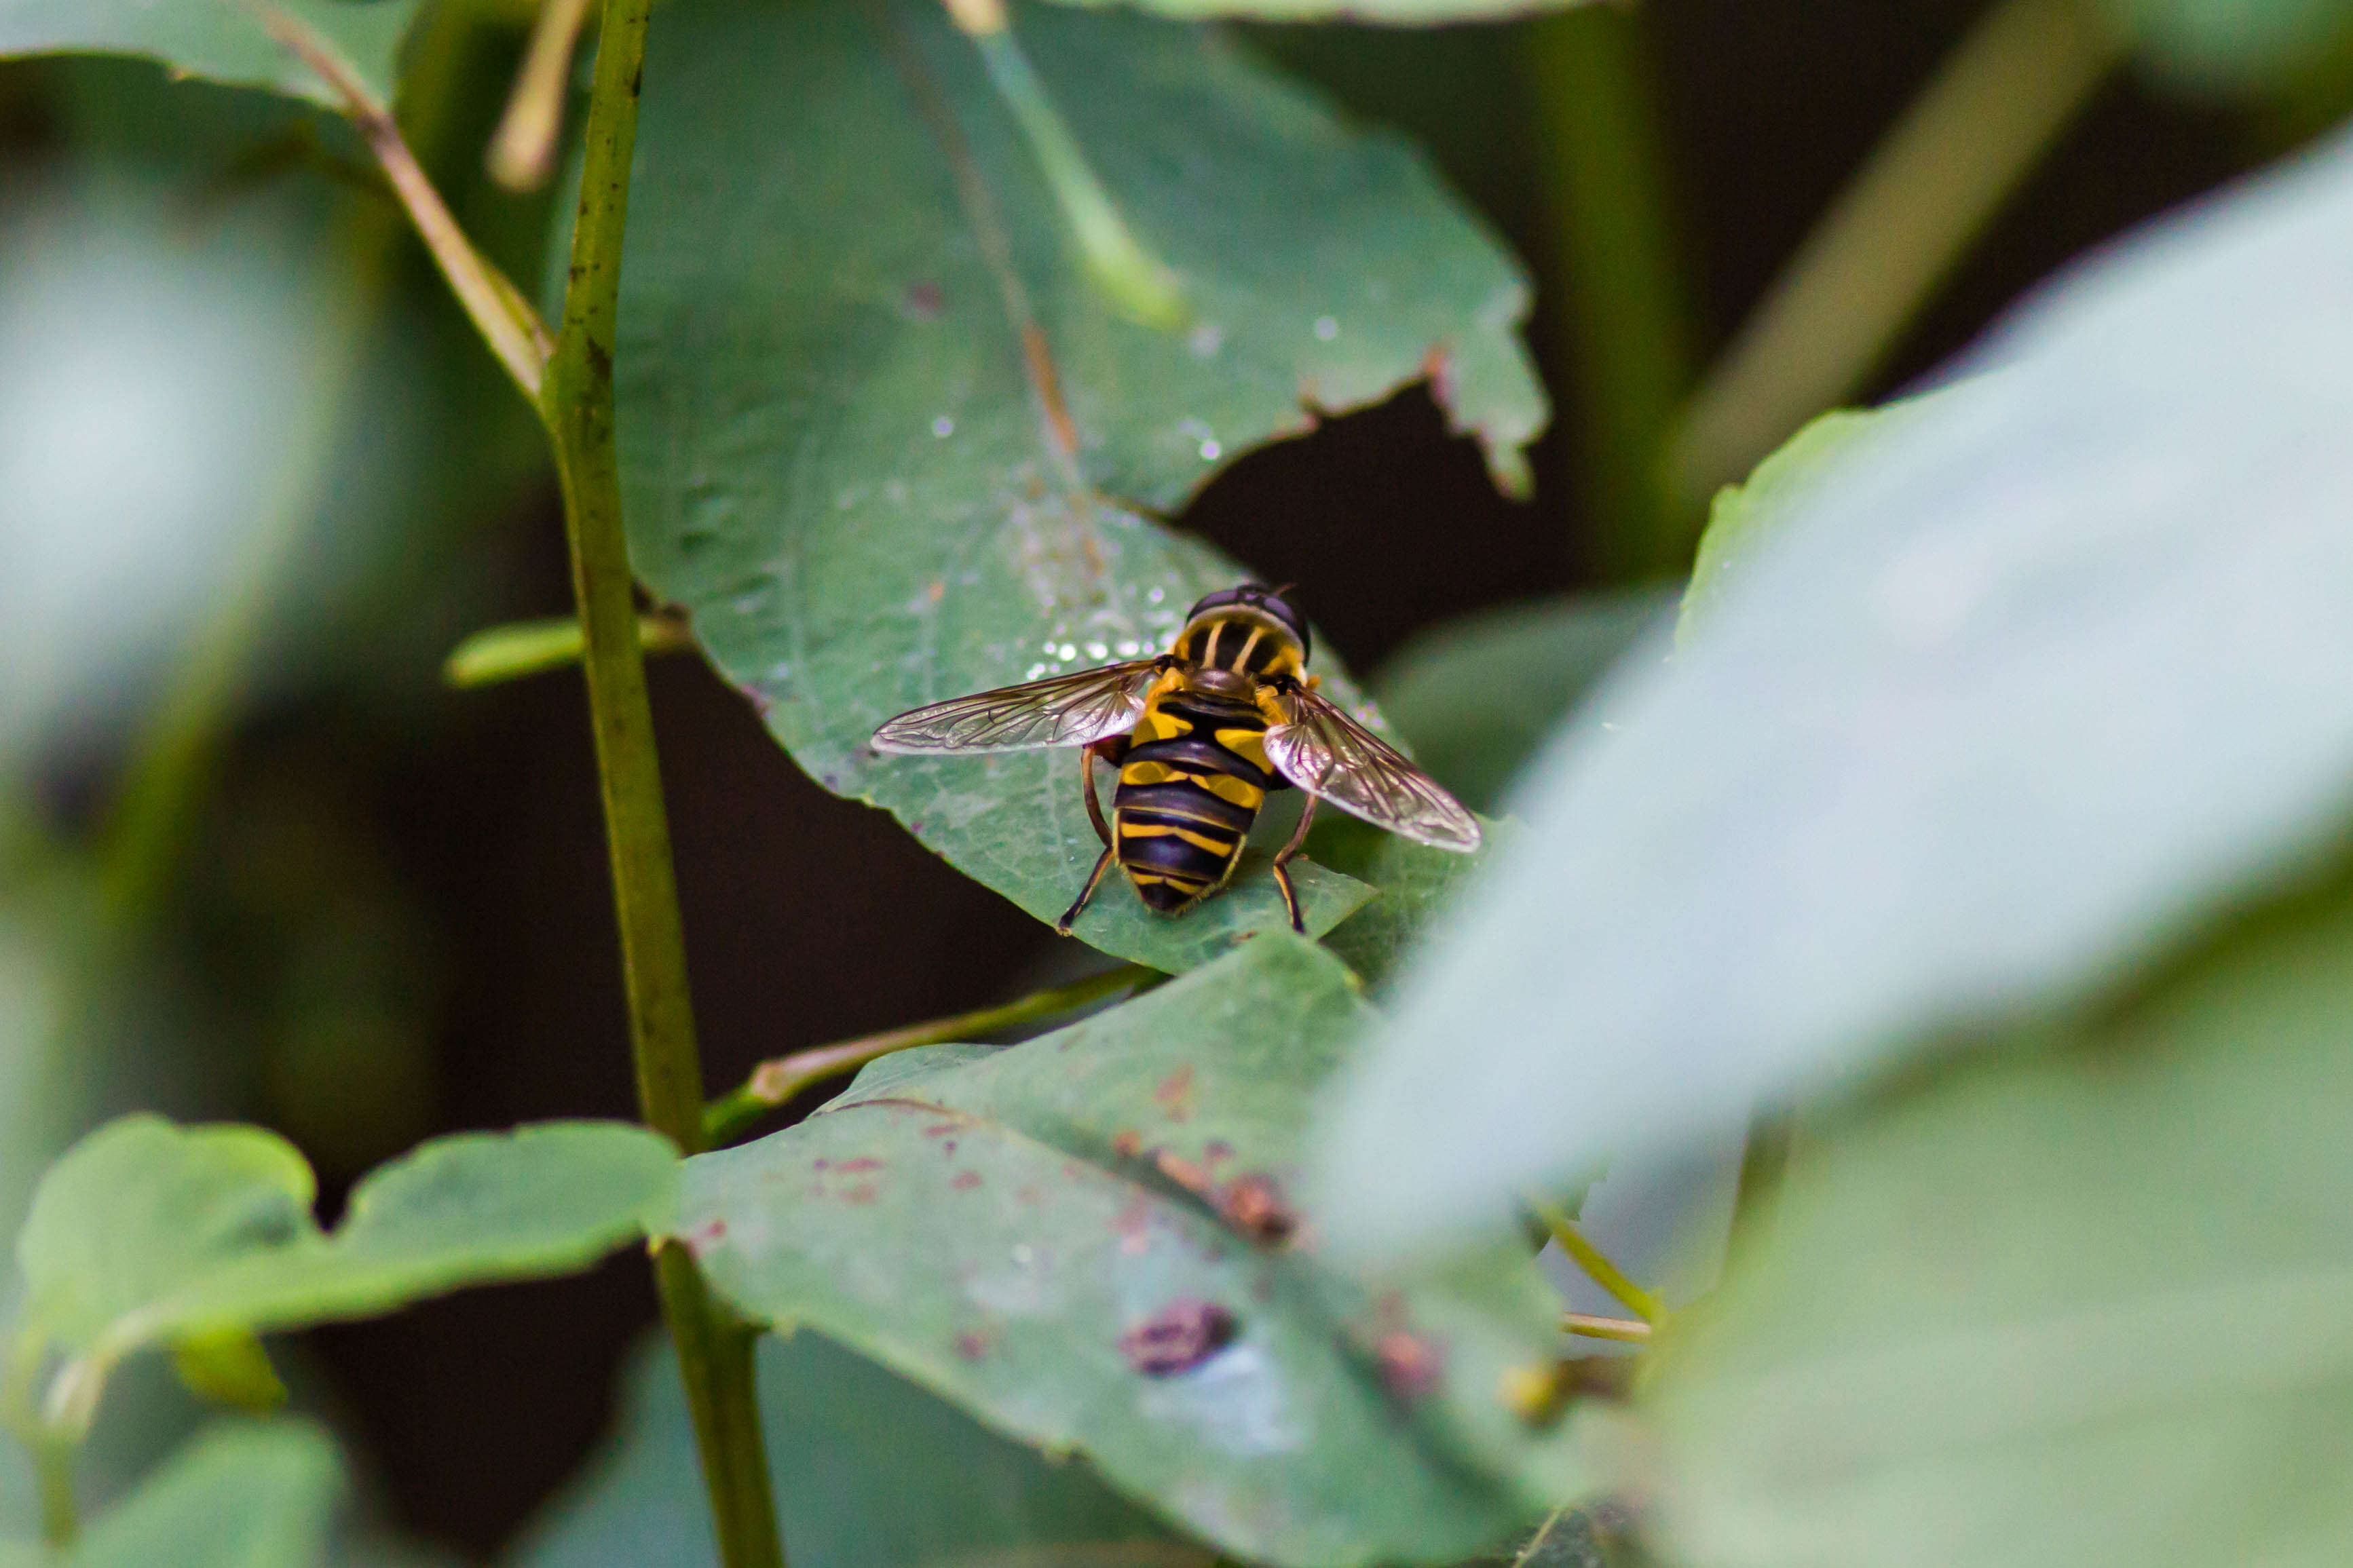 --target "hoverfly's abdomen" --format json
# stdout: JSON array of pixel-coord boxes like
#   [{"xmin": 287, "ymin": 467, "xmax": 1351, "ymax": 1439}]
[{"xmin": 1112, "ymin": 689, "xmax": 1275, "ymax": 914}]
